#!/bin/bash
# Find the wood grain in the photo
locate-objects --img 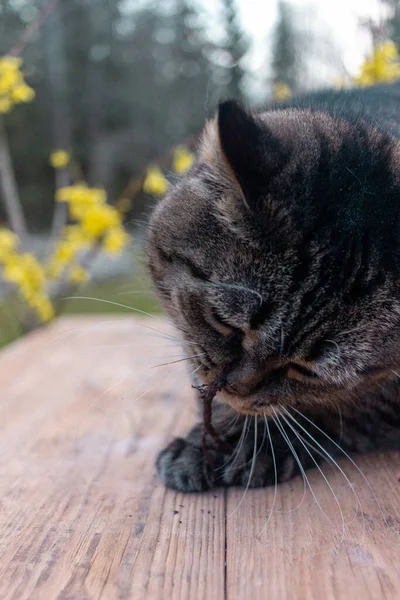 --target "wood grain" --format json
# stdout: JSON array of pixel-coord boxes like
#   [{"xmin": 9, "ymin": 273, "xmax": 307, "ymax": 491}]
[{"xmin": 0, "ymin": 316, "xmax": 399, "ymax": 600}]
